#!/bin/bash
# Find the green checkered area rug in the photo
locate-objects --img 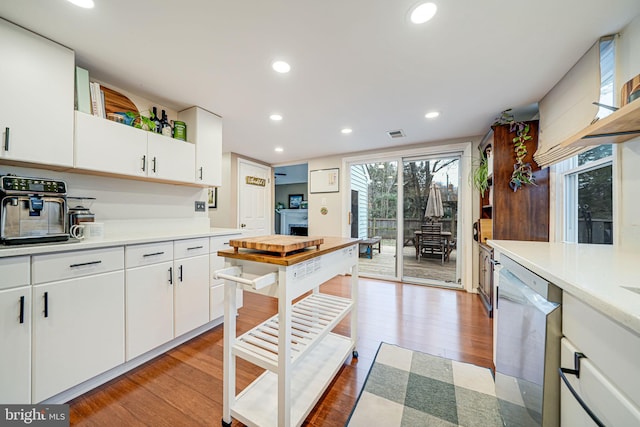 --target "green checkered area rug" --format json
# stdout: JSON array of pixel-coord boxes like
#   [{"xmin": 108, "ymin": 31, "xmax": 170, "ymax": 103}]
[{"xmin": 347, "ymin": 343, "xmax": 503, "ymax": 426}]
